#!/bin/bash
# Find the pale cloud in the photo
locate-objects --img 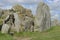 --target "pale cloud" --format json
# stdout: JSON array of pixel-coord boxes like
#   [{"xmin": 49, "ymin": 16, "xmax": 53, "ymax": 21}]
[
  {"xmin": 0, "ymin": 0, "xmax": 42, "ymax": 8},
  {"xmin": 1, "ymin": 6, "xmax": 12, "ymax": 9},
  {"xmin": 51, "ymin": 14, "xmax": 59, "ymax": 19},
  {"xmin": 47, "ymin": 0, "xmax": 60, "ymax": 10},
  {"xmin": 47, "ymin": 0, "xmax": 59, "ymax": 3},
  {"xmin": 47, "ymin": 0, "xmax": 60, "ymax": 20},
  {"xmin": 2, "ymin": 0, "xmax": 42, "ymax": 4}
]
